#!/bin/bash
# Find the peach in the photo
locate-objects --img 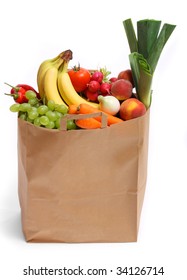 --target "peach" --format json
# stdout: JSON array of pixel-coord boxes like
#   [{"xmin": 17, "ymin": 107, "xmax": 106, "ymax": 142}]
[
  {"xmin": 111, "ymin": 79, "xmax": 132, "ymax": 101},
  {"xmin": 119, "ymin": 98, "xmax": 146, "ymax": 120},
  {"xmin": 118, "ymin": 69, "xmax": 134, "ymax": 87}
]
